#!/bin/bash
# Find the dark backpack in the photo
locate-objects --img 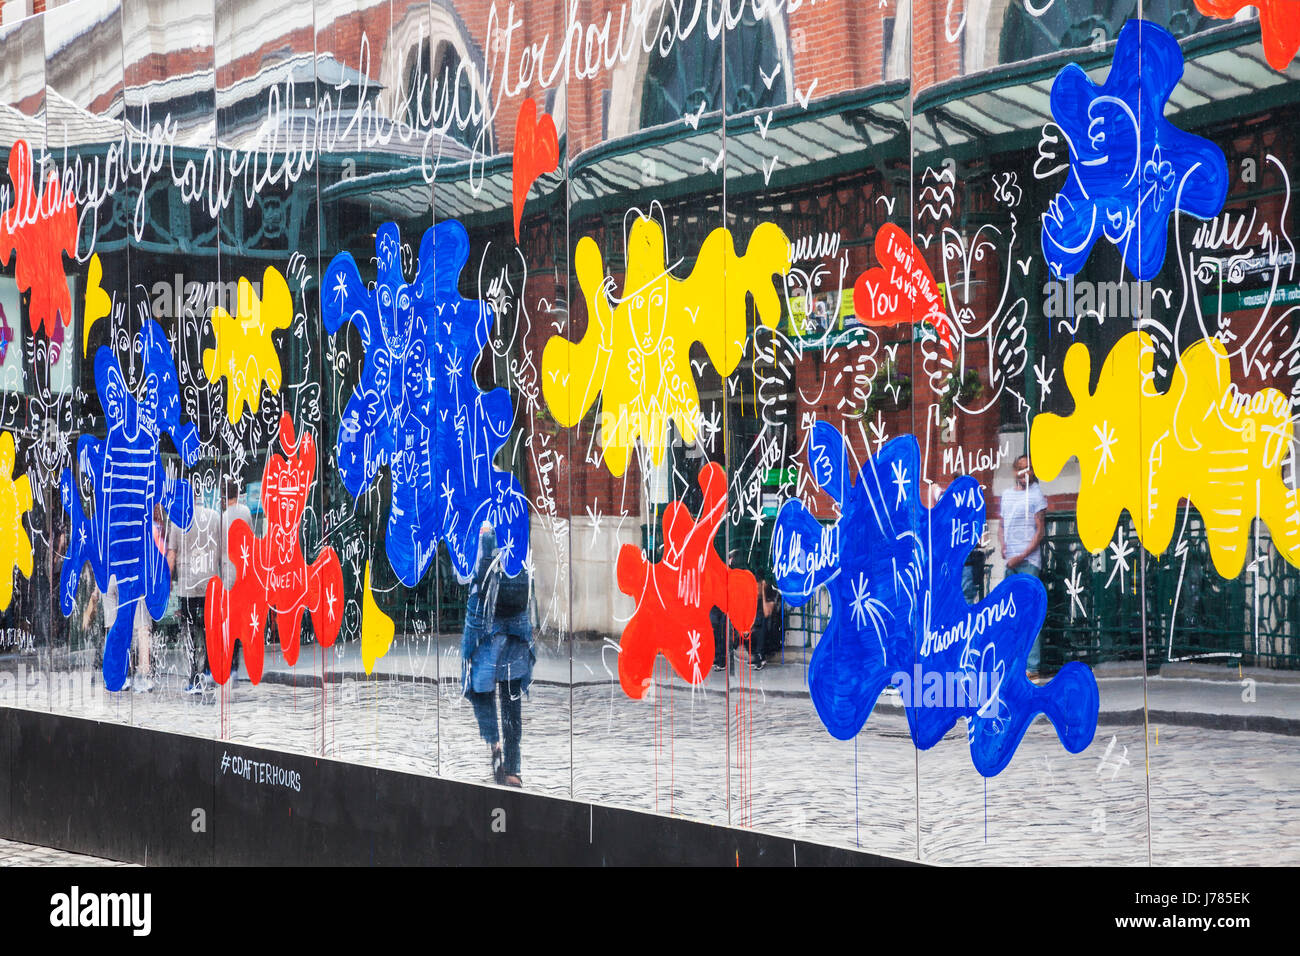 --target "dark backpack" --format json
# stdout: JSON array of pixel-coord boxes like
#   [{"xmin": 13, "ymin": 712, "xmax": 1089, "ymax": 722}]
[
  {"xmin": 474, "ymin": 527, "xmax": 531, "ymax": 619},
  {"xmin": 494, "ymin": 565, "xmax": 530, "ymax": 617}
]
